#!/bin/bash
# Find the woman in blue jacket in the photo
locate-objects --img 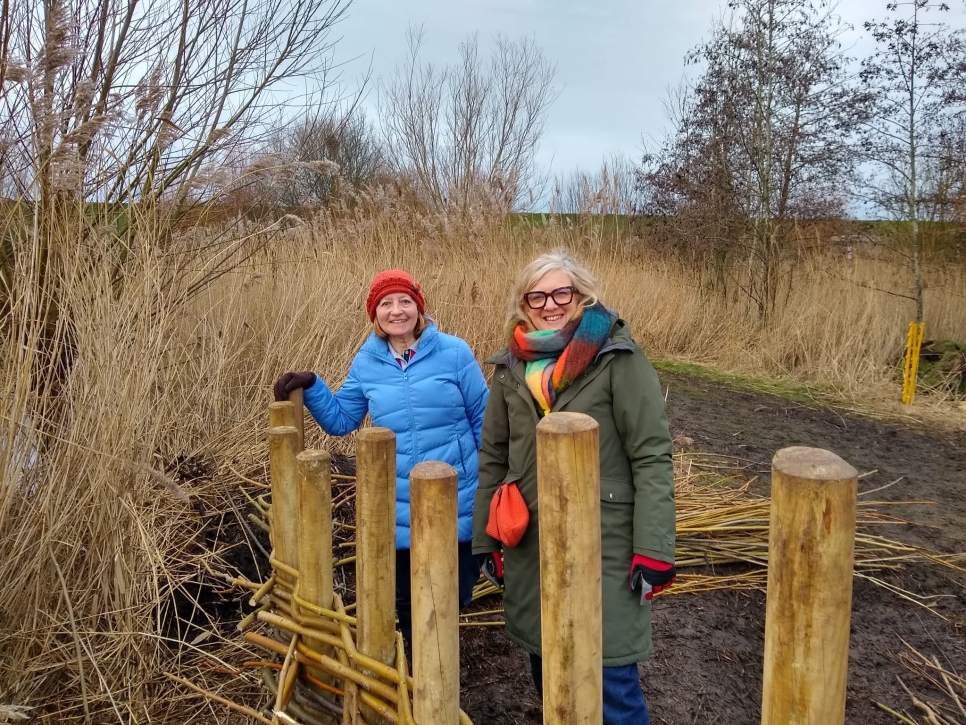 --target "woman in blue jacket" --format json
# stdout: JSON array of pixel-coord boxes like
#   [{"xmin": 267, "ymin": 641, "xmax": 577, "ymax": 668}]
[{"xmin": 274, "ymin": 269, "xmax": 489, "ymax": 646}]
